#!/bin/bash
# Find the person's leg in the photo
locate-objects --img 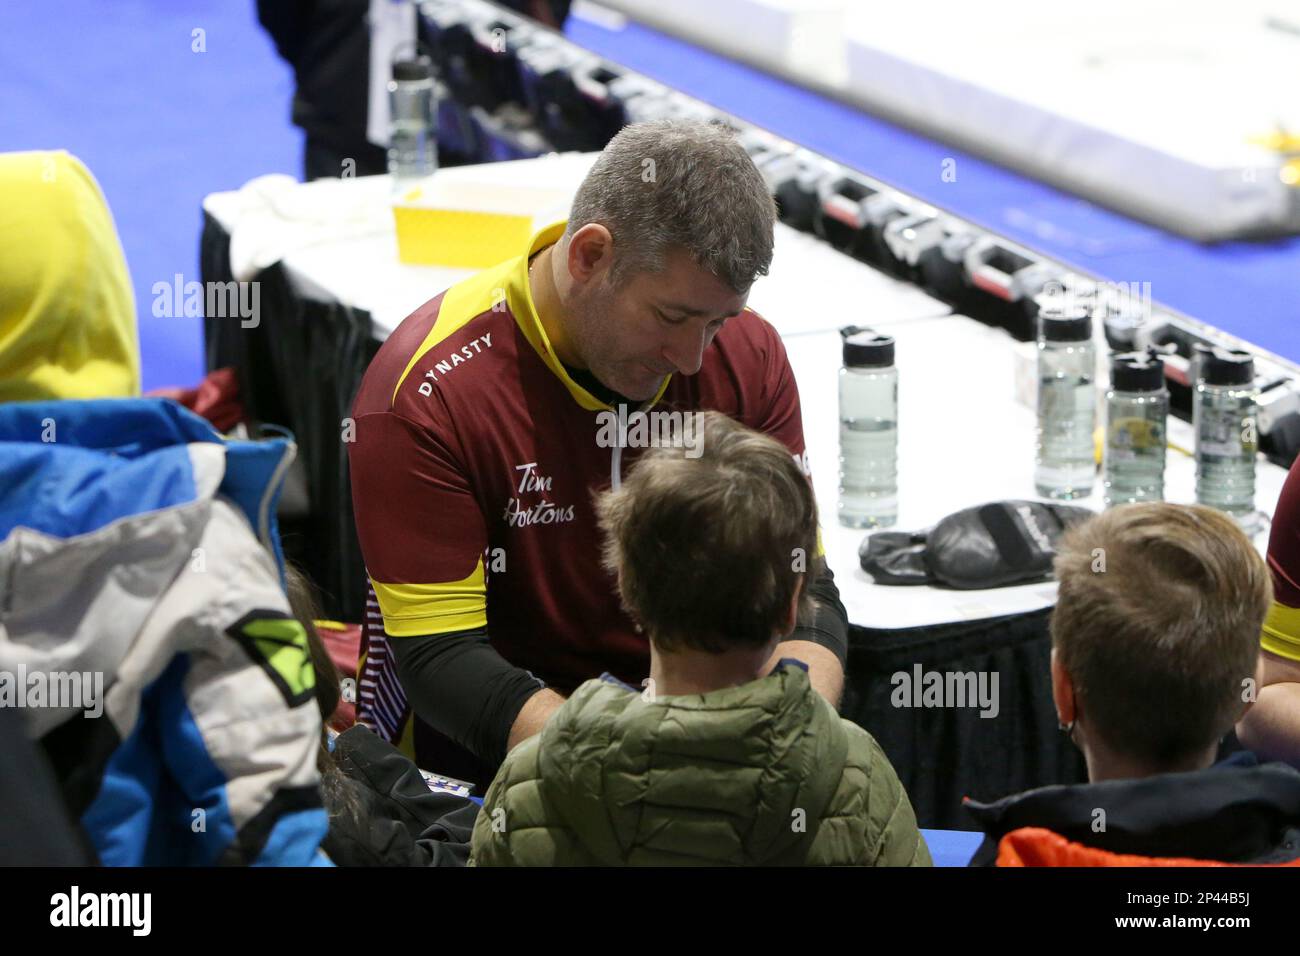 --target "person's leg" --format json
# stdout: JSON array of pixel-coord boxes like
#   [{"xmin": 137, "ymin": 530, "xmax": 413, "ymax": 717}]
[{"xmin": 304, "ymin": 138, "xmax": 387, "ymax": 181}]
